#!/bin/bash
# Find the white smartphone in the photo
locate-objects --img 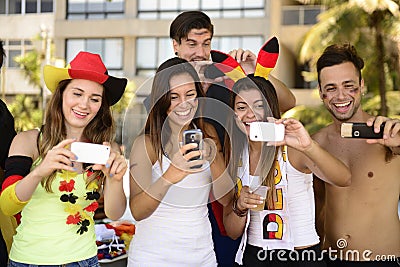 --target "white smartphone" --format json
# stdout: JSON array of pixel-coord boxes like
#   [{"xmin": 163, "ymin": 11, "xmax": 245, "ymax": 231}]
[
  {"xmin": 249, "ymin": 122, "xmax": 285, "ymax": 142},
  {"xmin": 70, "ymin": 142, "xmax": 110, "ymax": 165}
]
